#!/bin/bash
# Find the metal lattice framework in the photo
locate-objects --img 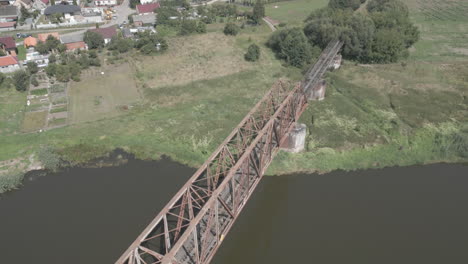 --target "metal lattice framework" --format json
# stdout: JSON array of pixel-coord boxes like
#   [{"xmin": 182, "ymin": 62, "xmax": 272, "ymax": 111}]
[{"xmin": 116, "ymin": 40, "xmax": 343, "ymax": 264}]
